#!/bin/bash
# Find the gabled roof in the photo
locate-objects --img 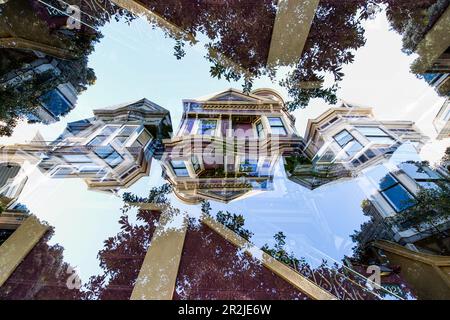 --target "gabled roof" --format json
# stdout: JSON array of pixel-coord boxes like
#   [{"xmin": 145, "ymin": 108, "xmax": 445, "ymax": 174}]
[
  {"xmin": 185, "ymin": 88, "xmax": 282, "ymax": 104},
  {"xmin": 304, "ymin": 101, "xmax": 373, "ymax": 140},
  {"xmin": 94, "ymin": 98, "xmax": 170, "ymax": 115}
]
